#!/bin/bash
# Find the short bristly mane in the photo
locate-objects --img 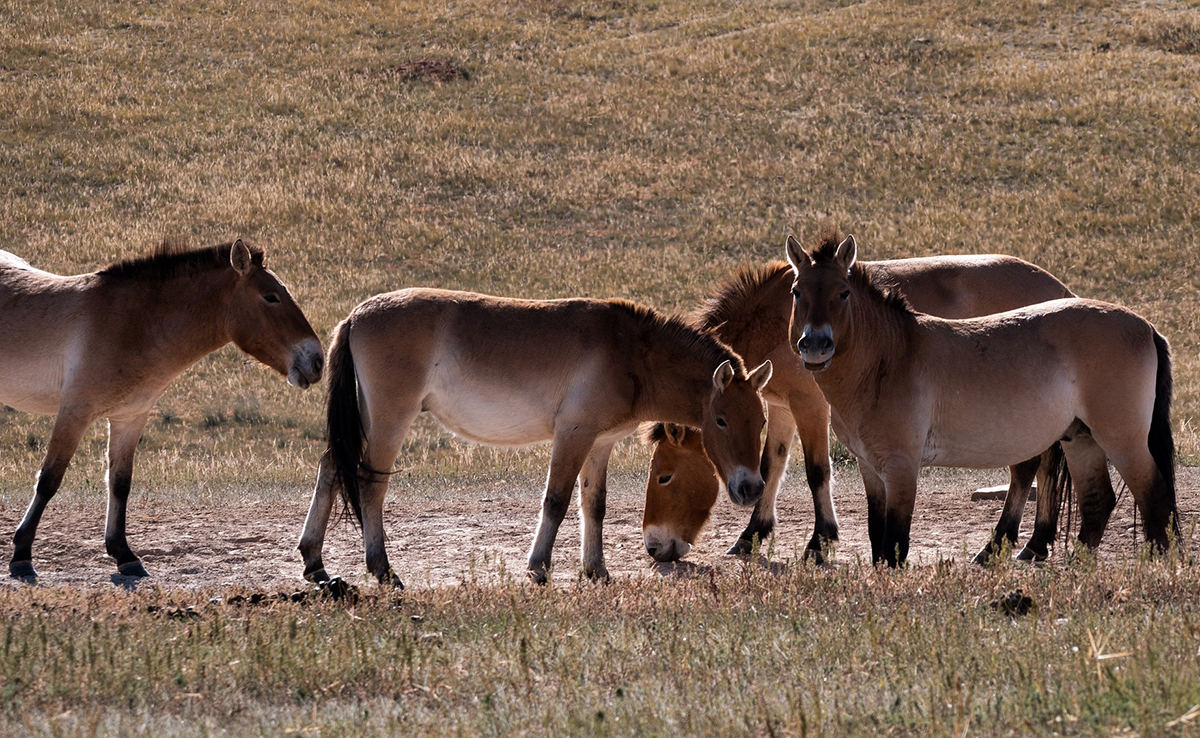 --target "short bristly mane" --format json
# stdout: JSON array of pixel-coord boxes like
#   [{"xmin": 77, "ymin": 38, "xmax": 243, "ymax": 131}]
[
  {"xmin": 808, "ymin": 230, "xmax": 915, "ymax": 316},
  {"xmin": 98, "ymin": 241, "xmax": 263, "ymax": 281},
  {"xmin": 689, "ymin": 261, "xmax": 793, "ymax": 332},
  {"xmin": 616, "ymin": 300, "xmax": 745, "ymax": 375}
]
